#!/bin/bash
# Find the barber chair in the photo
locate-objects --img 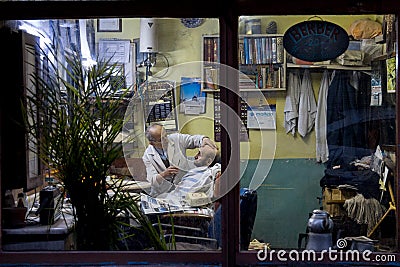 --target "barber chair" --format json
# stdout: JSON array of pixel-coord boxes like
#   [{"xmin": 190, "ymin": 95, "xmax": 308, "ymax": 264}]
[{"xmin": 150, "ymin": 187, "xmax": 257, "ymax": 250}]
